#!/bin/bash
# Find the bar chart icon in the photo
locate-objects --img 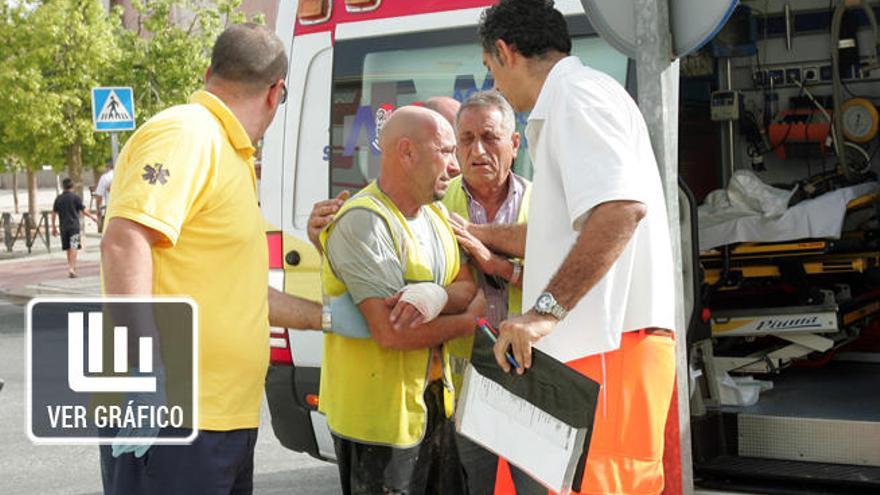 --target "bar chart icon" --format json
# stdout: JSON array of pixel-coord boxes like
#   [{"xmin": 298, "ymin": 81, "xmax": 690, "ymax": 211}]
[{"xmin": 68, "ymin": 312, "xmax": 157, "ymax": 393}]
